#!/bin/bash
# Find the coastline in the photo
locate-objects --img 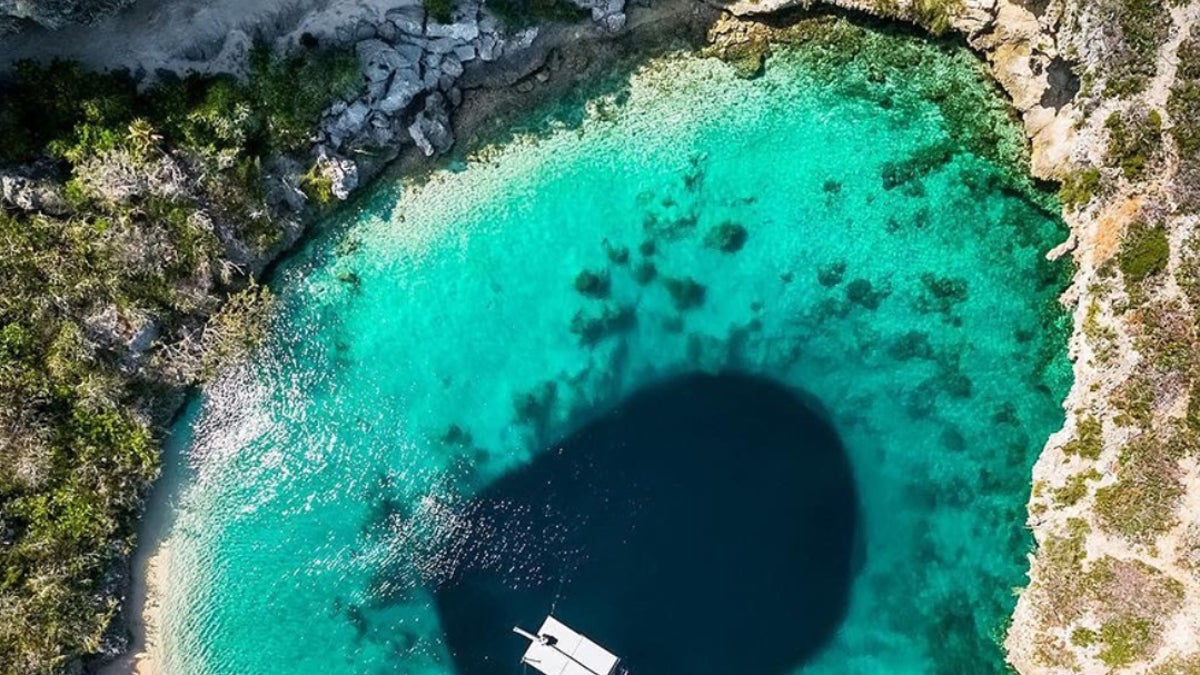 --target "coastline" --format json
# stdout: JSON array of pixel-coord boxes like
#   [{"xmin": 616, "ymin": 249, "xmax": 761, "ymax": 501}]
[
  {"xmin": 64, "ymin": 0, "xmax": 1081, "ymax": 673},
  {"xmin": 96, "ymin": 403, "xmax": 198, "ymax": 675},
  {"xmin": 86, "ymin": 2, "xmax": 721, "ymax": 674},
  {"xmin": 6, "ymin": 0, "xmax": 1195, "ymax": 670}
]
